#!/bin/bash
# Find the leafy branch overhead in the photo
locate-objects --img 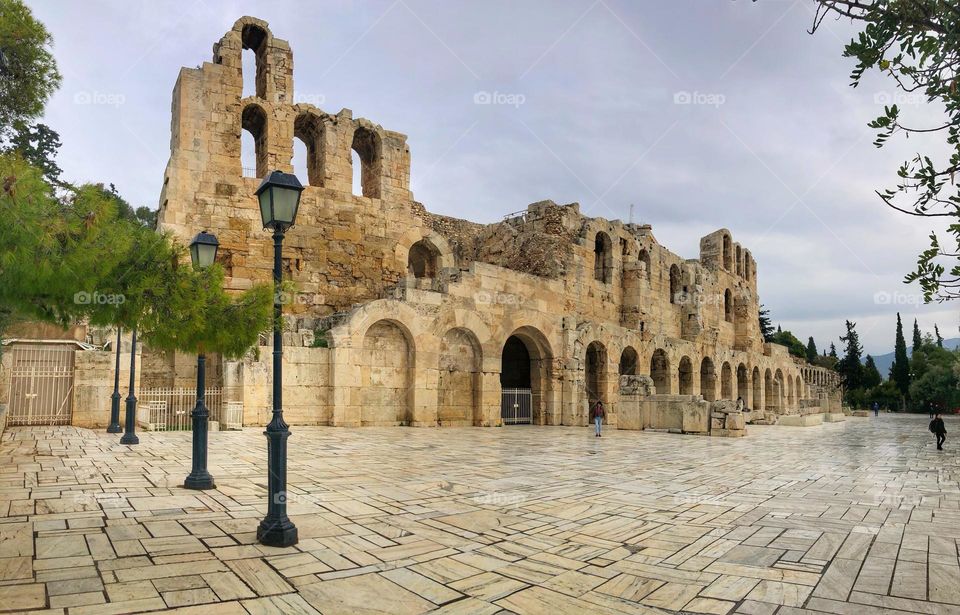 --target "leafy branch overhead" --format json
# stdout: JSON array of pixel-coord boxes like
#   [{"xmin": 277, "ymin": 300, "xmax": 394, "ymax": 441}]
[{"xmin": 810, "ymin": 0, "xmax": 960, "ymax": 302}]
